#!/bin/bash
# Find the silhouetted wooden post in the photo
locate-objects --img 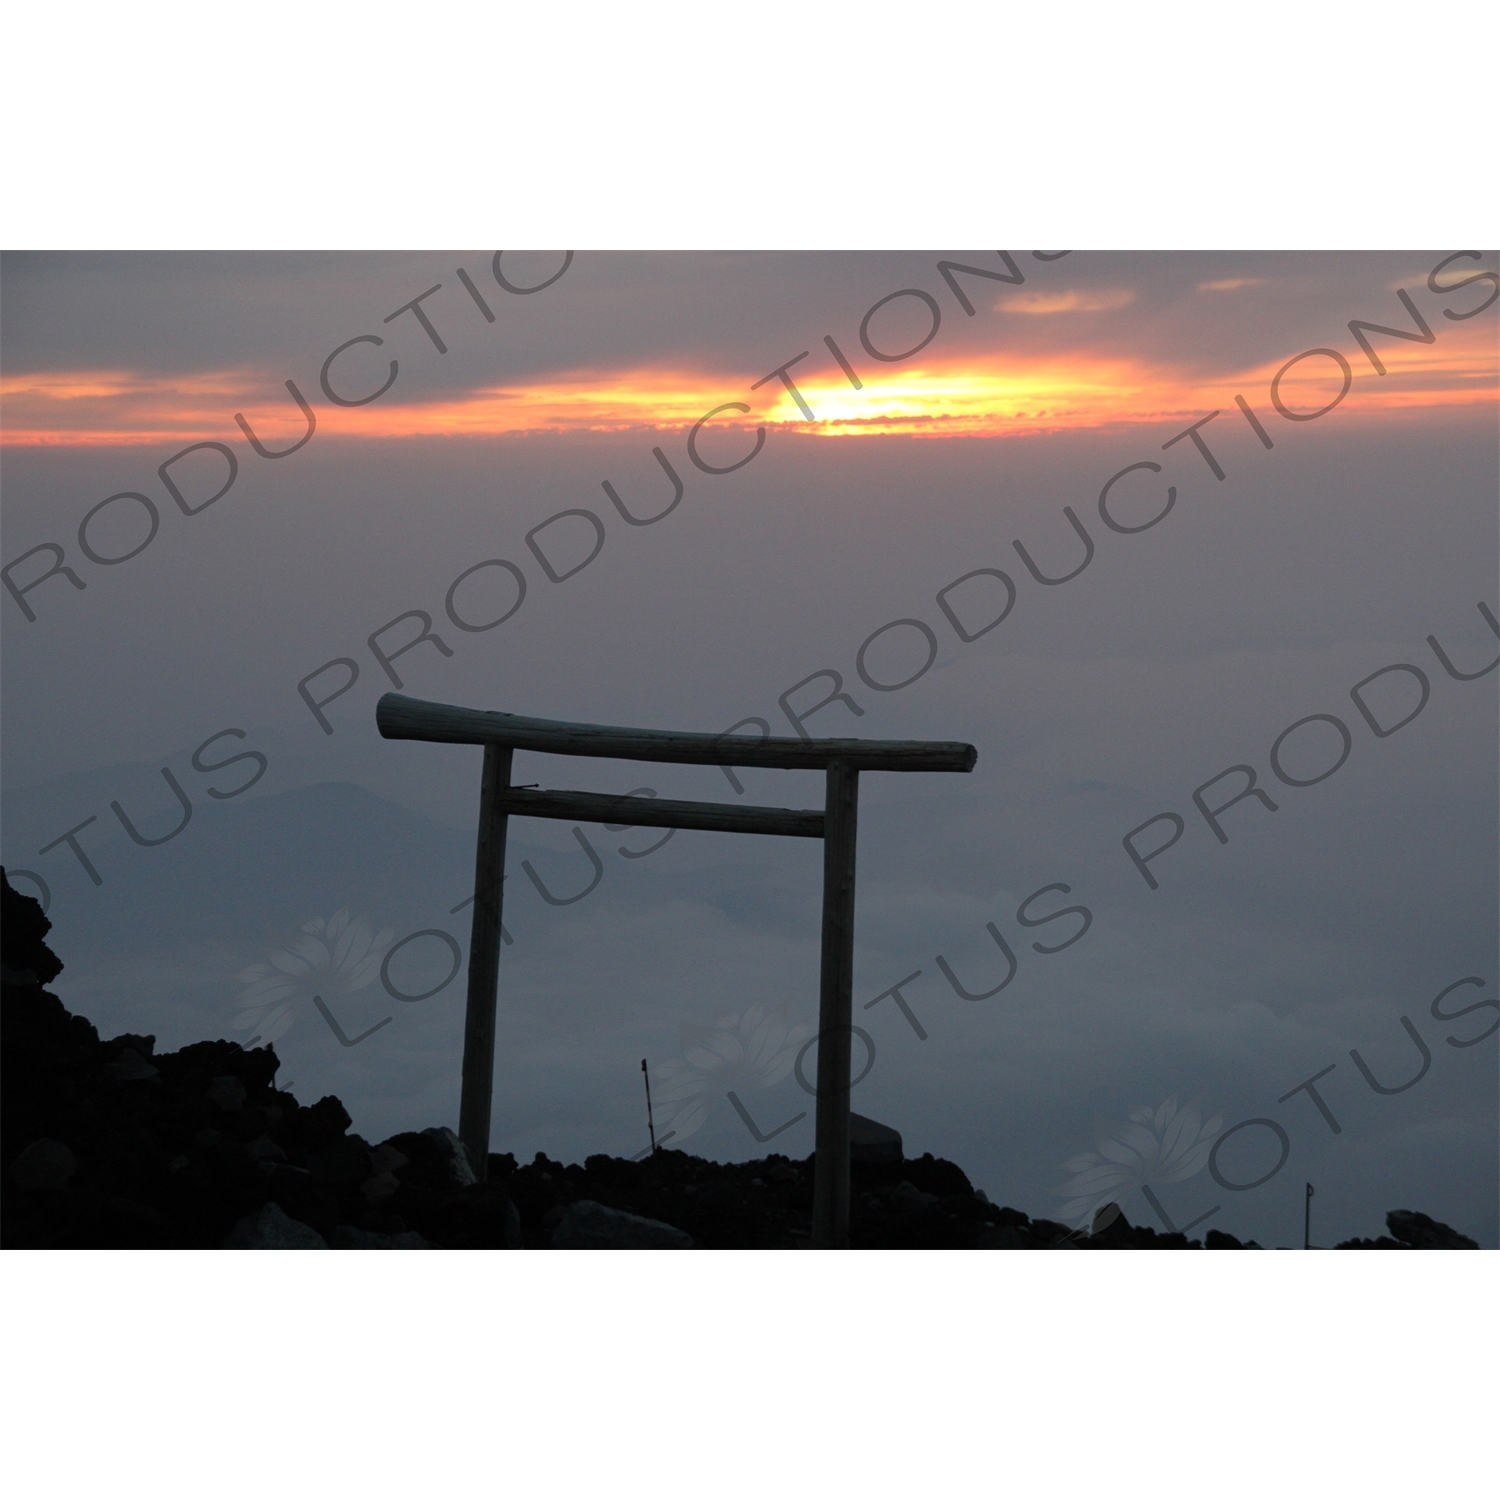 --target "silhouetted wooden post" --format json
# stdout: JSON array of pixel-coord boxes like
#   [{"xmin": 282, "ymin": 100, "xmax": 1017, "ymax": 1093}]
[
  {"xmin": 812, "ymin": 761, "xmax": 858, "ymax": 1249},
  {"xmin": 458, "ymin": 743, "xmax": 513, "ymax": 1182}
]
